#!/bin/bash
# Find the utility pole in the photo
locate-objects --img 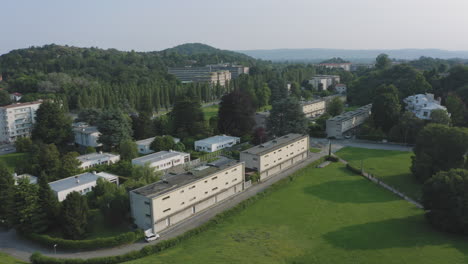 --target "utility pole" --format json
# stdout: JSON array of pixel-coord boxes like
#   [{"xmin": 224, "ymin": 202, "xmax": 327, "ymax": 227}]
[{"xmin": 328, "ymin": 140, "xmax": 332, "ymax": 157}]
